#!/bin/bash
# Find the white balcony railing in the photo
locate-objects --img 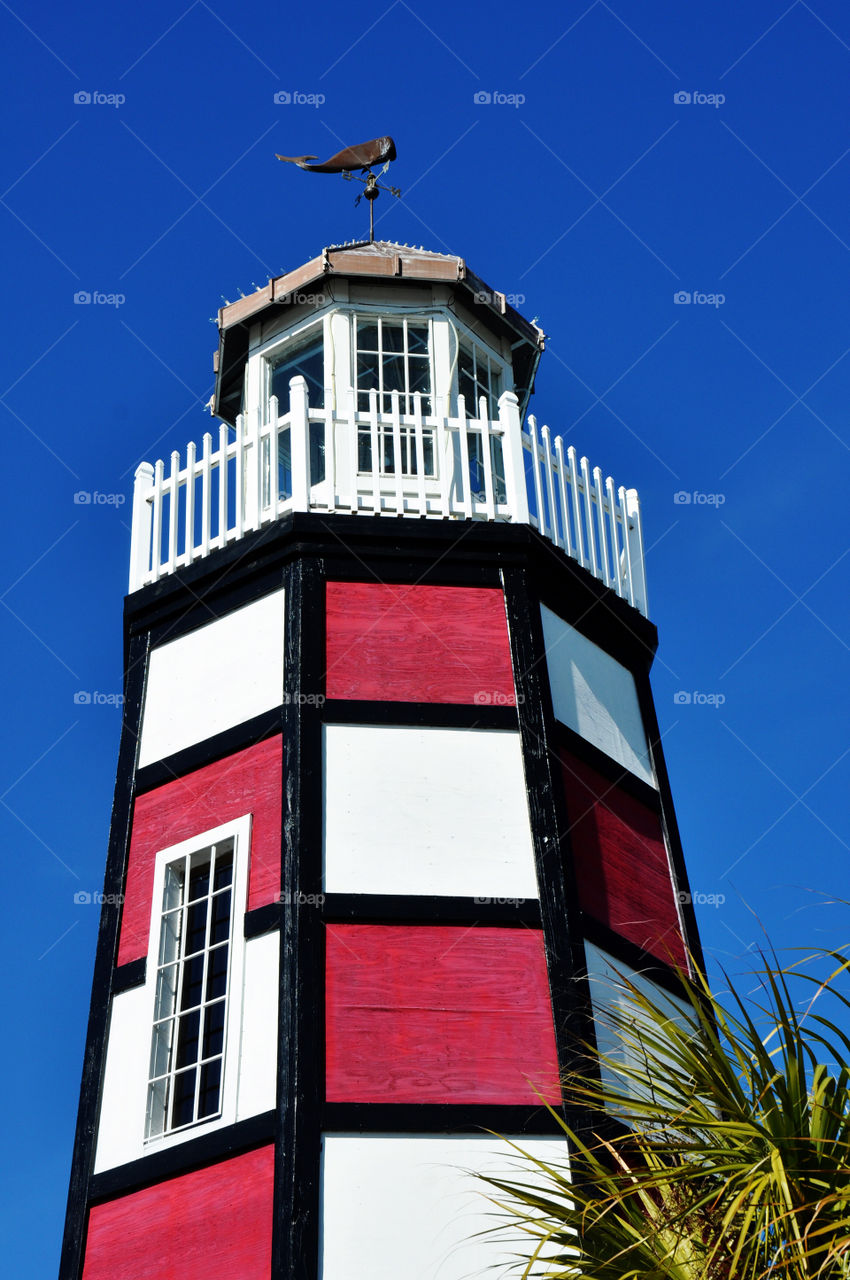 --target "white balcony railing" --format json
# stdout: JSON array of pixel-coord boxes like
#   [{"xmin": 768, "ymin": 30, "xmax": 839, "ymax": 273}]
[{"xmin": 129, "ymin": 376, "xmax": 648, "ymax": 615}]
